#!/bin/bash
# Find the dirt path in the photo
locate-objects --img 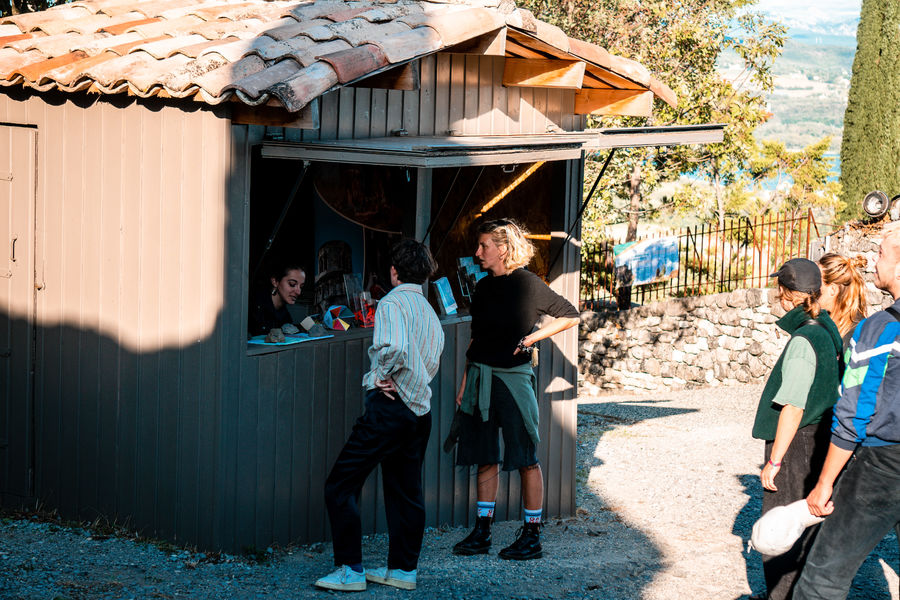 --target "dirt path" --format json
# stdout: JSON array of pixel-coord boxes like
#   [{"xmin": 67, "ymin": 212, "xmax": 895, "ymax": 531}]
[{"xmin": 1, "ymin": 384, "xmax": 897, "ymax": 599}]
